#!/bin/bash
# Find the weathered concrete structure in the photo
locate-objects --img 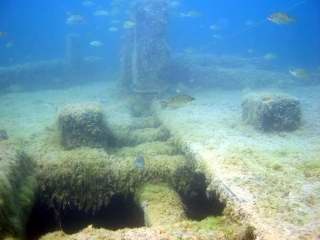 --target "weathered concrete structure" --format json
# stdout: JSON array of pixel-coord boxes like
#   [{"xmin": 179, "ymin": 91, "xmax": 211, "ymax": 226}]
[
  {"xmin": 120, "ymin": 0, "xmax": 170, "ymax": 94},
  {"xmin": 242, "ymin": 92, "xmax": 301, "ymax": 131},
  {"xmin": 58, "ymin": 103, "xmax": 111, "ymax": 149}
]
